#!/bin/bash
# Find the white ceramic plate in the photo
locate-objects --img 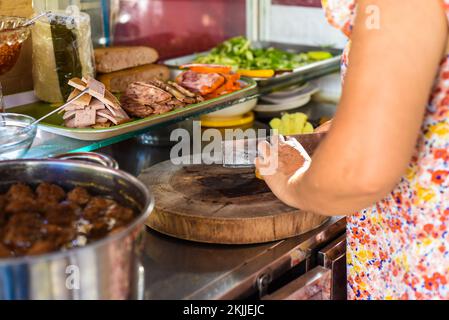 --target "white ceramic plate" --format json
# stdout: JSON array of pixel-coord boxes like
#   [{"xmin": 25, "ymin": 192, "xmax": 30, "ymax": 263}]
[
  {"xmin": 255, "ymin": 82, "xmax": 319, "ymax": 113},
  {"xmin": 254, "ymin": 95, "xmax": 313, "ymax": 113},
  {"xmin": 260, "ymin": 82, "xmax": 319, "ymax": 104},
  {"xmin": 207, "ymin": 98, "xmax": 258, "ymax": 118}
]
